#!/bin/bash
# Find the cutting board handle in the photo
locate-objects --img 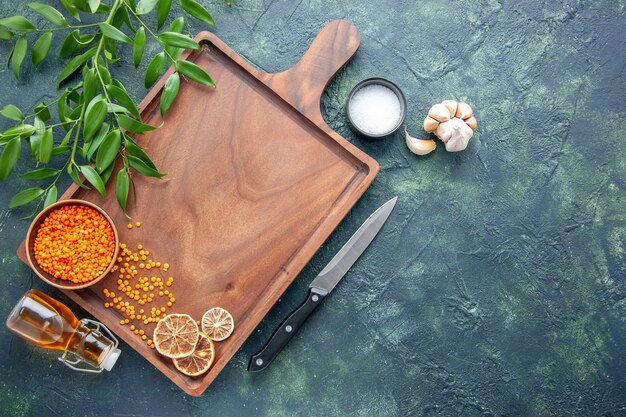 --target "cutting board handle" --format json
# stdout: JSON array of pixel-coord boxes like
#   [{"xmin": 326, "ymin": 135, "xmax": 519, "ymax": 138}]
[{"xmin": 265, "ymin": 20, "xmax": 360, "ymax": 126}]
